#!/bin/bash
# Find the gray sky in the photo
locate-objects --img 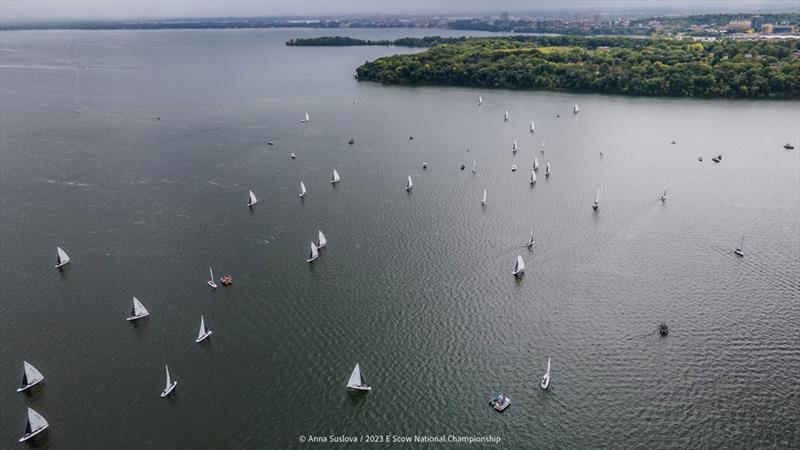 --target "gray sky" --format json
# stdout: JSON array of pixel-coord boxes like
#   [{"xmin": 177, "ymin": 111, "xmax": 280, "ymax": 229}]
[{"xmin": 1, "ymin": 0, "xmax": 797, "ymax": 22}]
